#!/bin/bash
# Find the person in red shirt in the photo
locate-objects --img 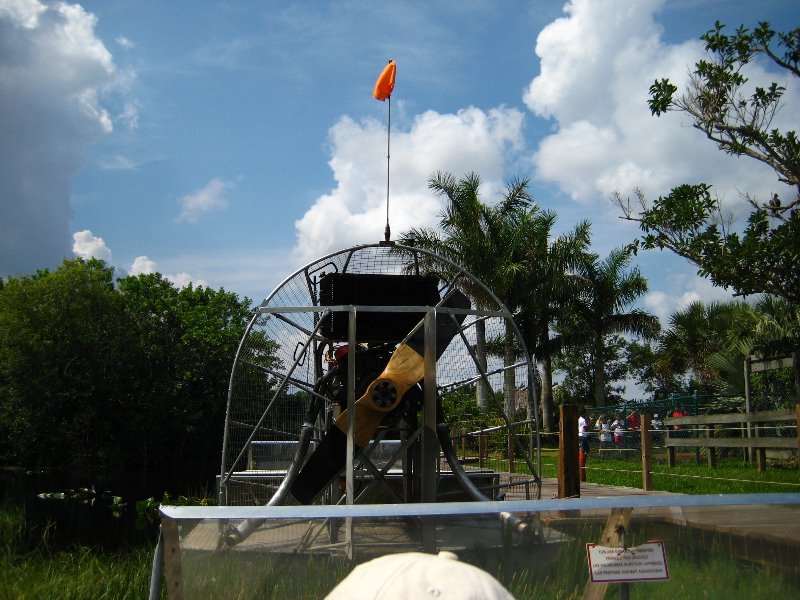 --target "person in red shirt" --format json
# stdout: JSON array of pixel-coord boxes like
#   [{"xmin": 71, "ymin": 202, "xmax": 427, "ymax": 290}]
[{"xmin": 626, "ymin": 411, "xmax": 640, "ymax": 431}]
